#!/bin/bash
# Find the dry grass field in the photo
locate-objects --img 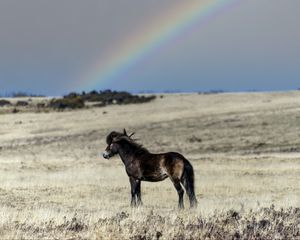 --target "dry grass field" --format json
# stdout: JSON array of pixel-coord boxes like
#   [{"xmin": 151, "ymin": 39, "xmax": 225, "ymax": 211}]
[{"xmin": 1, "ymin": 91, "xmax": 300, "ymax": 239}]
